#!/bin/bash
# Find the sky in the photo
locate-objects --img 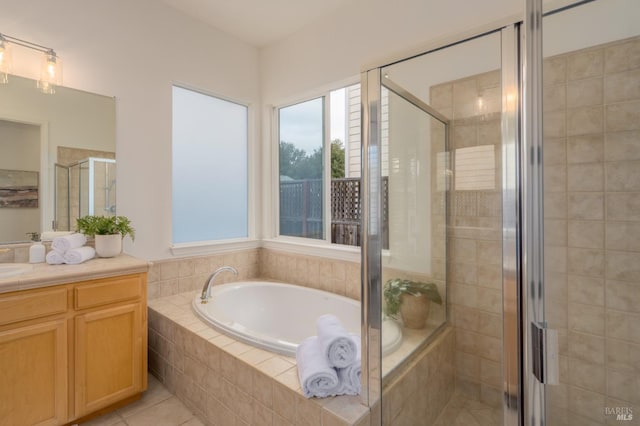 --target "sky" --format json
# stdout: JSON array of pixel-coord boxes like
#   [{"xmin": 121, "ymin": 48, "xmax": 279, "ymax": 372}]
[{"xmin": 278, "ymin": 88, "xmax": 346, "ymax": 154}]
